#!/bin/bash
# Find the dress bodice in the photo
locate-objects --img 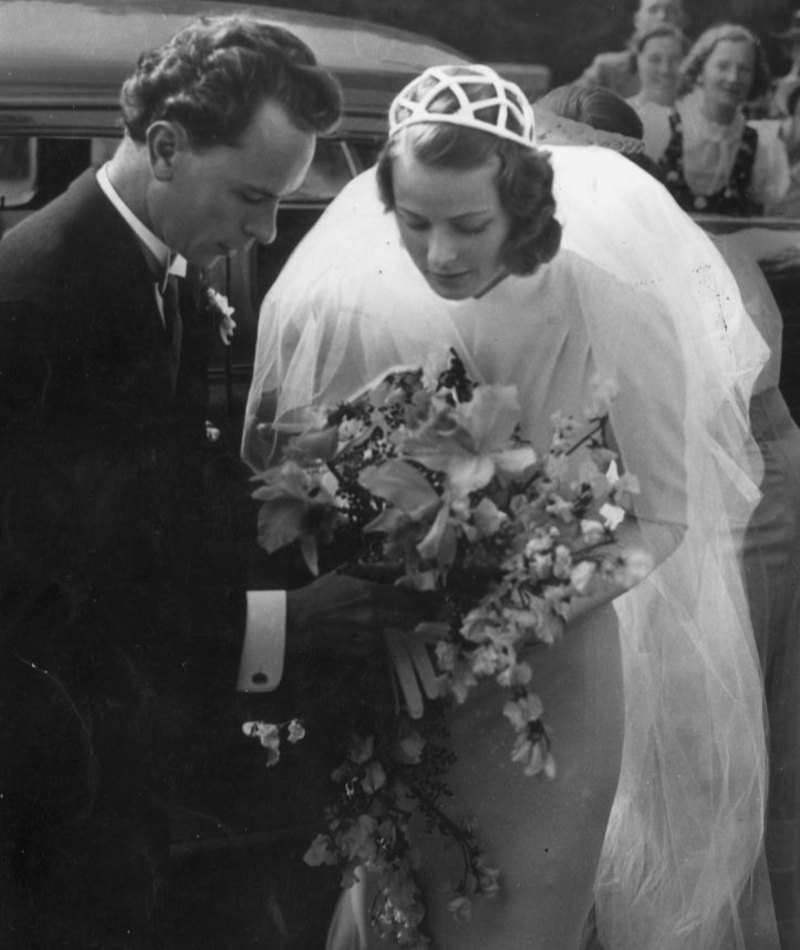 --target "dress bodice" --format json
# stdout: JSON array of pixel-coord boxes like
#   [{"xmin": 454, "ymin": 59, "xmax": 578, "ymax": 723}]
[
  {"xmin": 437, "ymin": 265, "xmax": 595, "ymax": 455},
  {"xmin": 658, "ymin": 107, "xmax": 760, "ymax": 215}
]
